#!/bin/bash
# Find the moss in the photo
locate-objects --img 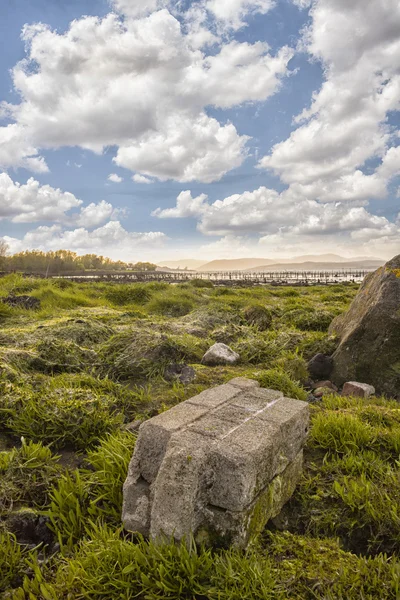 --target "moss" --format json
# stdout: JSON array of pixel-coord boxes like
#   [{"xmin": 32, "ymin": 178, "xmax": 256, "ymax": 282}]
[{"xmin": 266, "ymin": 531, "xmax": 400, "ymax": 599}]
